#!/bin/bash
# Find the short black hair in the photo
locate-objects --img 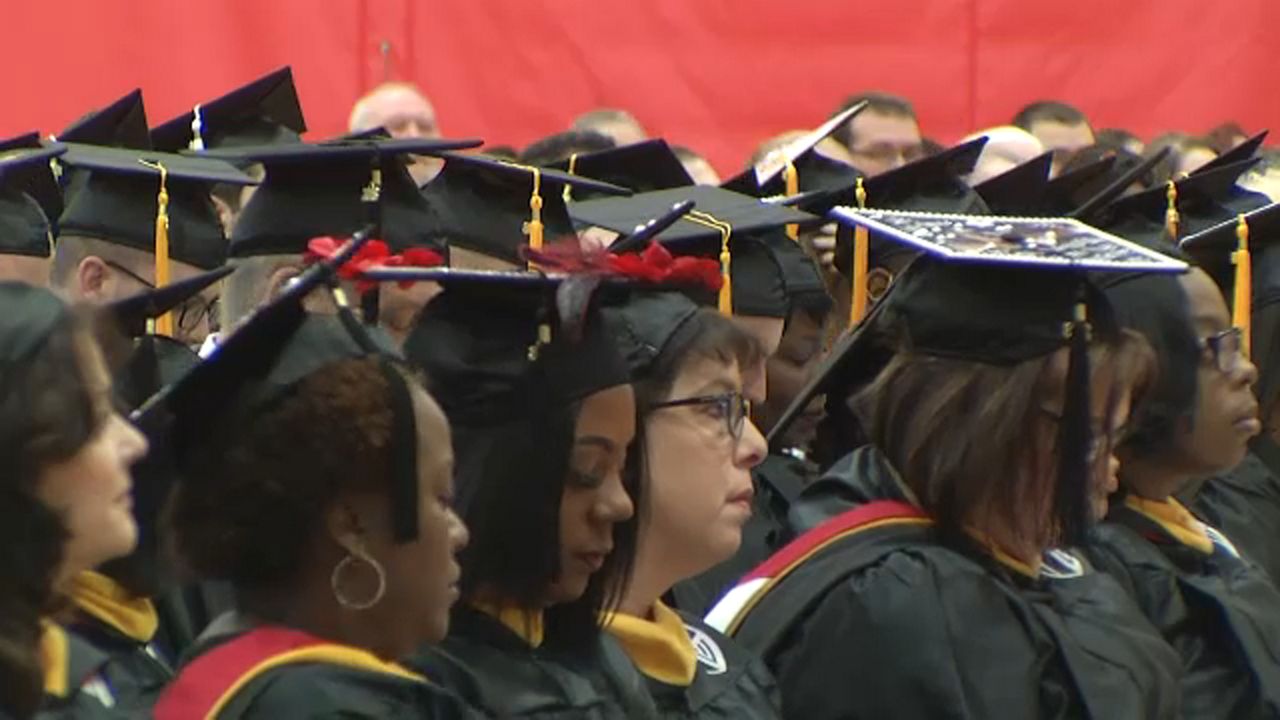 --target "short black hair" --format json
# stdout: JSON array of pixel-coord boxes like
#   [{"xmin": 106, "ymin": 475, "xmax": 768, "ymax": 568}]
[
  {"xmin": 831, "ymin": 92, "xmax": 917, "ymax": 149},
  {"xmin": 519, "ymin": 130, "xmax": 616, "ymax": 167},
  {"xmin": 1012, "ymin": 101, "xmax": 1091, "ymax": 131},
  {"xmin": 1096, "ymin": 128, "xmax": 1142, "ymax": 151}
]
